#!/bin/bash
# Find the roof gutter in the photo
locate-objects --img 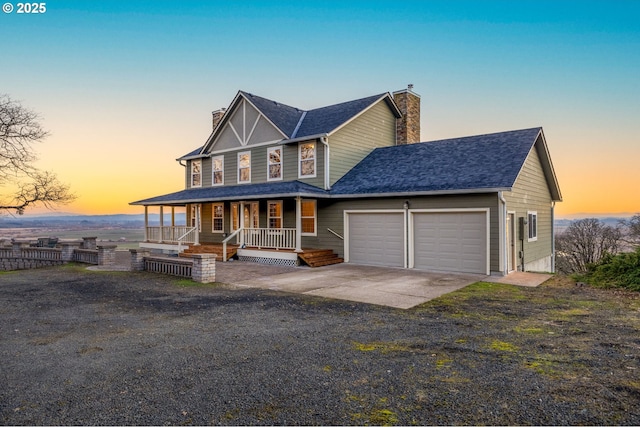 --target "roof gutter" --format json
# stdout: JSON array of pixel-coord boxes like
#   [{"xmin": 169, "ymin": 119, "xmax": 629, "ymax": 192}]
[
  {"xmin": 329, "ymin": 187, "xmax": 512, "ymax": 199},
  {"xmin": 498, "ymin": 191, "xmax": 508, "ymax": 275},
  {"xmin": 279, "ymin": 133, "xmax": 329, "ymax": 145},
  {"xmin": 320, "ymin": 136, "xmax": 330, "ymax": 190}
]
